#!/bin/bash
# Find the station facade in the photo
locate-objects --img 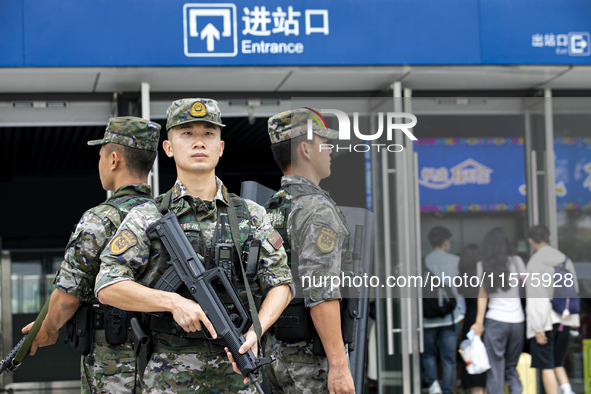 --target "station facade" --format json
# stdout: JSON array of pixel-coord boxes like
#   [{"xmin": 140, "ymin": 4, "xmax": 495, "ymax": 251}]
[{"xmin": 1, "ymin": 0, "xmax": 591, "ymax": 392}]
